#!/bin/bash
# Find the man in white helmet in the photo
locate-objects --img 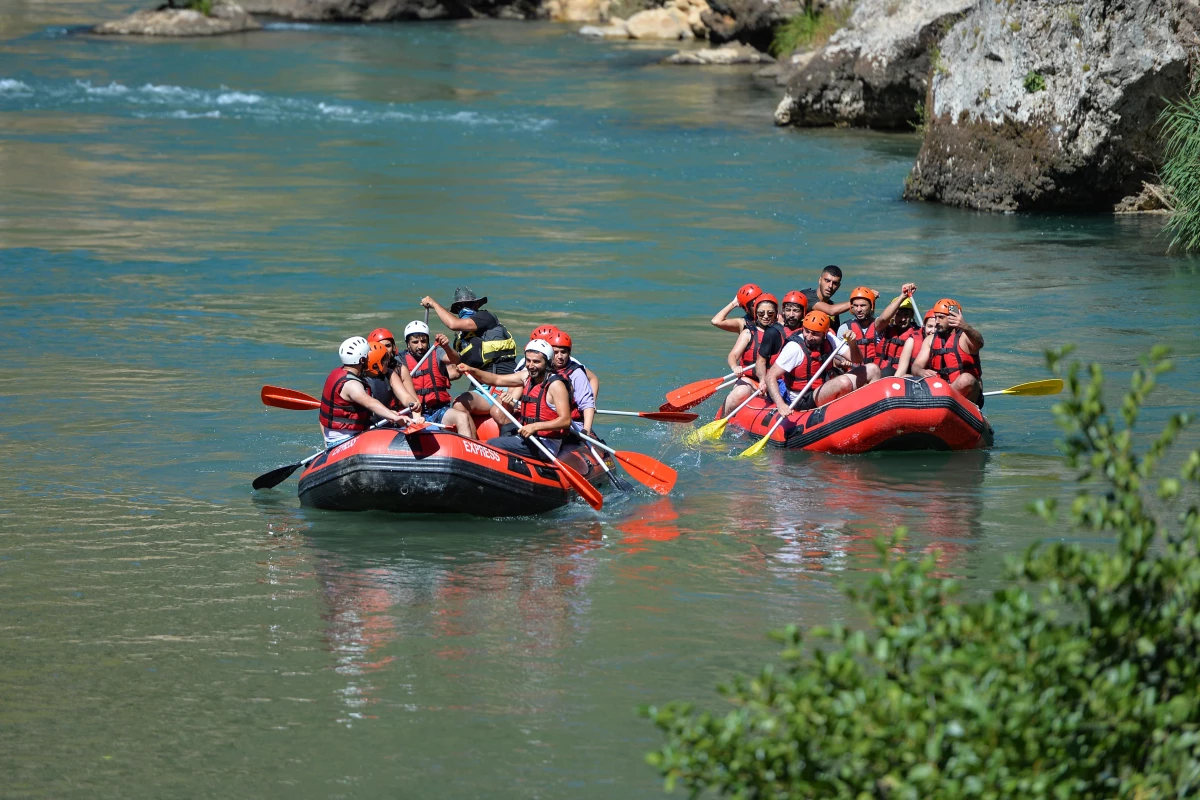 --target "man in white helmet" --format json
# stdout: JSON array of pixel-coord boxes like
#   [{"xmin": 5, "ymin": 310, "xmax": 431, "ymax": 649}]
[
  {"xmin": 455, "ymin": 339, "xmax": 573, "ymax": 460},
  {"xmin": 400, "ymin": 321, "xmax": 477, "ymax": 439},
  {"xmin": 319, "ymin": 336, "xmax": 409, "ymax": 447}
]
